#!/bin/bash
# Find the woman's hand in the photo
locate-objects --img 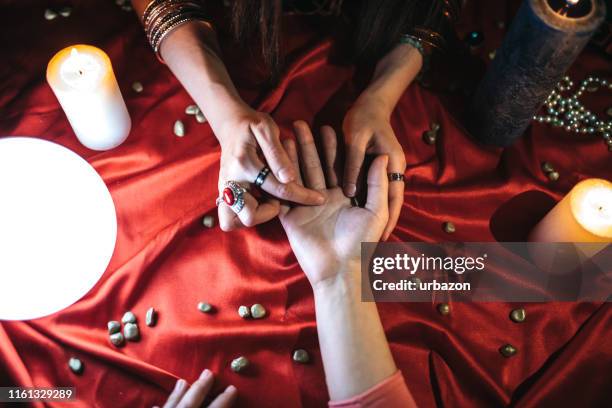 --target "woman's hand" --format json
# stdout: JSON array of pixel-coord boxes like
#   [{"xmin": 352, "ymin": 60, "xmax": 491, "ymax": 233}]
[
  {"xmin": 216, "ymin": 108, "xmax": 326, "ymax": 231},
  {"xmin": 279, "ymin": 121, "xmax": 389, "ymax": 287},
  {"xmin": 342, "ymin": 95, "xmax": 406, "ymax": 241},
  {"xmin": 156, "ymin": 370, "xmax": 237, "ymax": 408}
]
